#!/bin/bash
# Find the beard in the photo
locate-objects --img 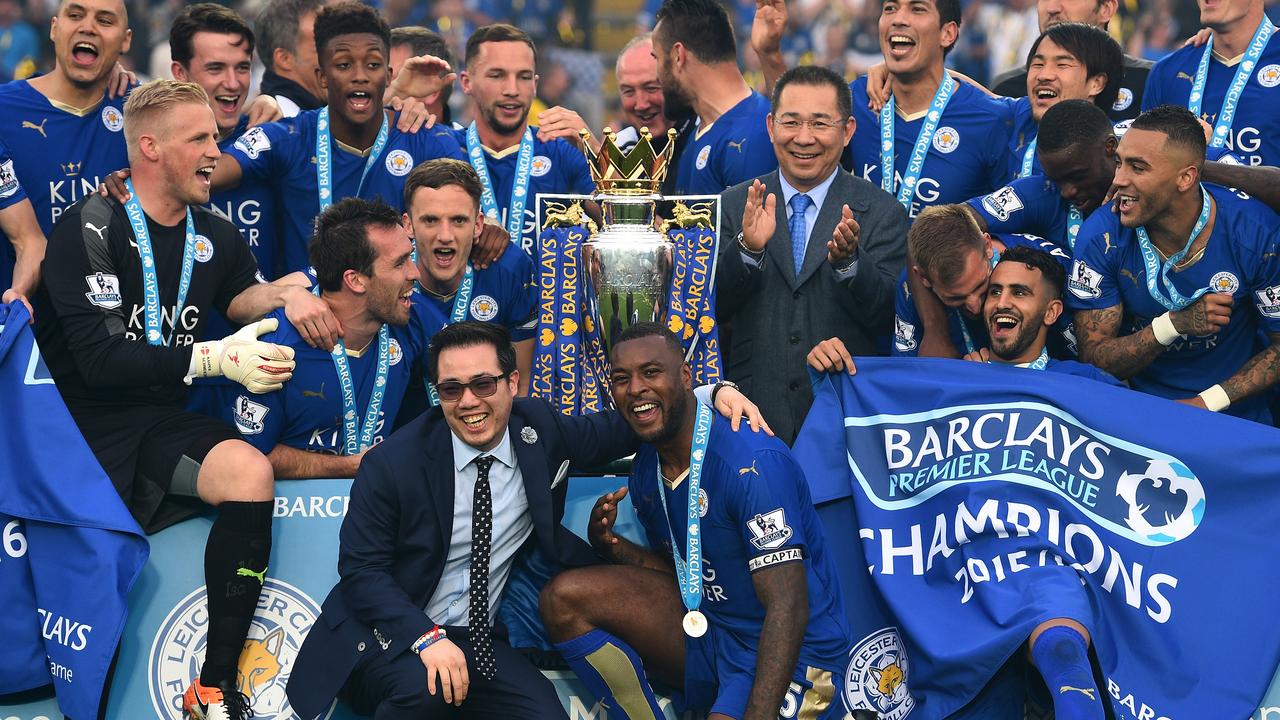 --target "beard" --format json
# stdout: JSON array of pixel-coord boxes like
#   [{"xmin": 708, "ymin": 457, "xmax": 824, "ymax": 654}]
[
  {"xmin": 990, "ymin": 313, "xmax": 1043, "ymax": 361},
  {"xmin": 662, "ymin": 82, "xmax": 694, "ymax": 121},
  {"xmin": 634, "ymin": 389, "xmax": 692, "ymax": 445}
]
